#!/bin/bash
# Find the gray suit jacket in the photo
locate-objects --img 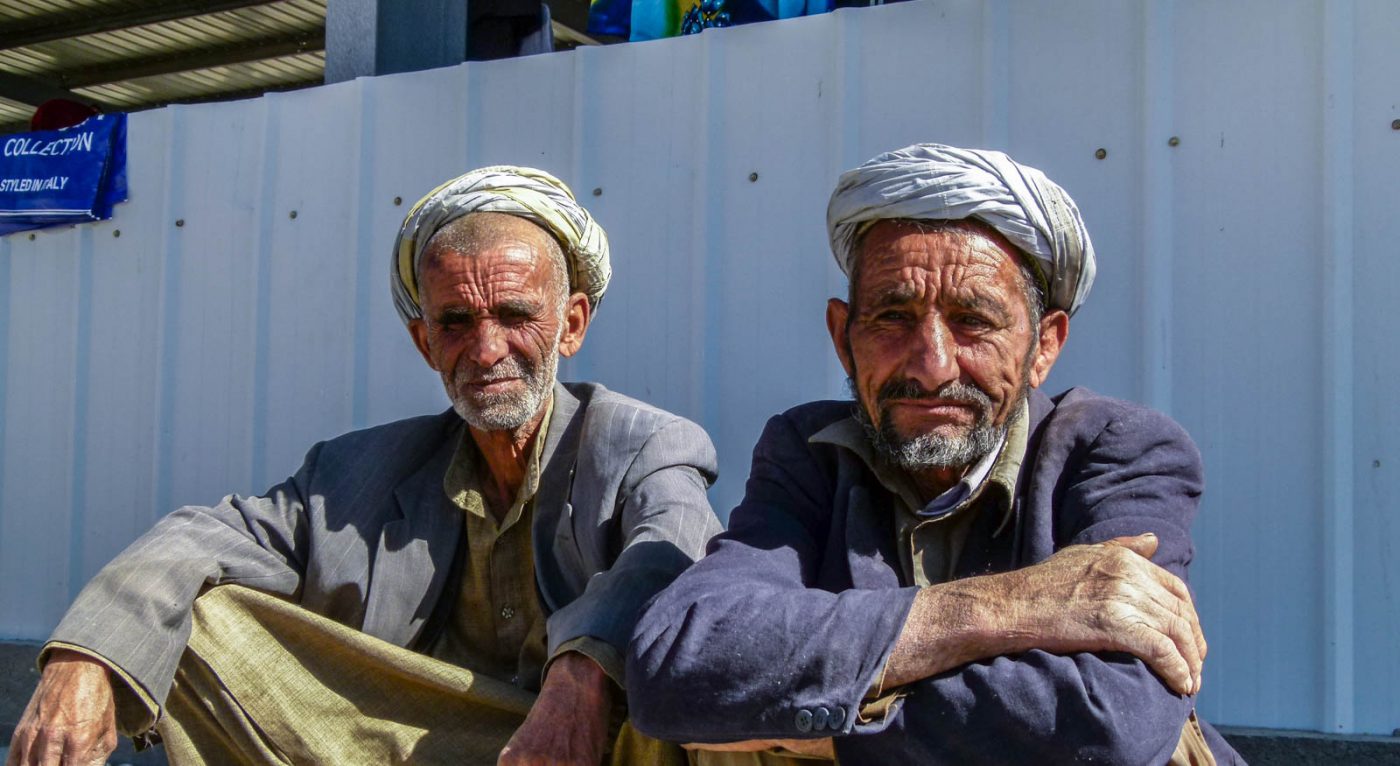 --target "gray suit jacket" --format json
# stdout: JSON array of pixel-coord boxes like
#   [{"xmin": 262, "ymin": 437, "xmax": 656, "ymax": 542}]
[{"xmin": 50, "ymin": 381, "xmax": 721, "ymax": 720}]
